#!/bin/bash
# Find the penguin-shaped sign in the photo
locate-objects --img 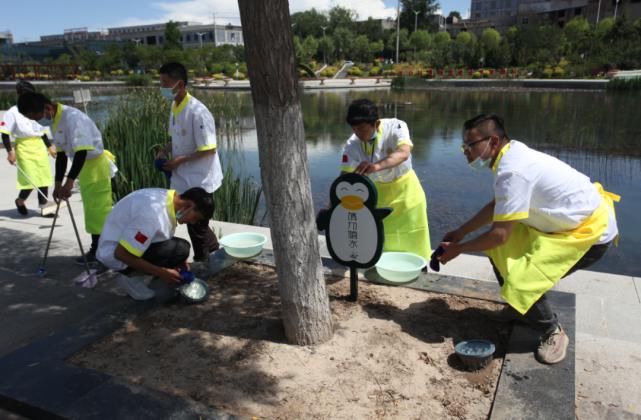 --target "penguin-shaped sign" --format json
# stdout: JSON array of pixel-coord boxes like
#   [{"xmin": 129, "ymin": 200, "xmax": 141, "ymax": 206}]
[{"xmin": 317, "ymin": 173, "xmax": 392, "ymax": 269}]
